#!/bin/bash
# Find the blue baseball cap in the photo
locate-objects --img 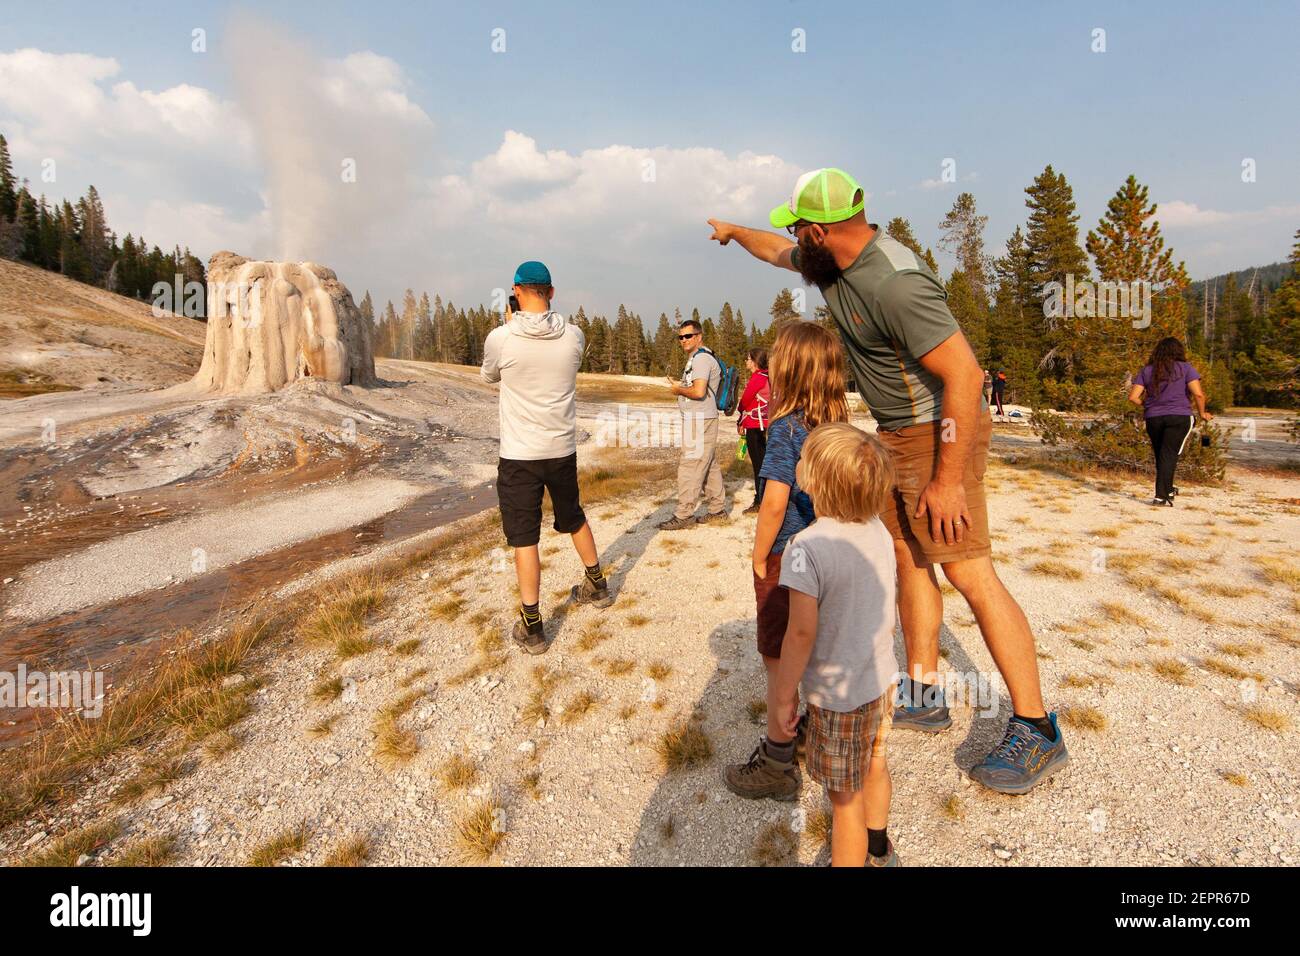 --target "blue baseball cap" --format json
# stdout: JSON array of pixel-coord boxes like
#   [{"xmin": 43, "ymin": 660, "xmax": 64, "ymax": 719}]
[{"xmin": 513, "ymin": 260, "xmax": 552, "ymax": 286}]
